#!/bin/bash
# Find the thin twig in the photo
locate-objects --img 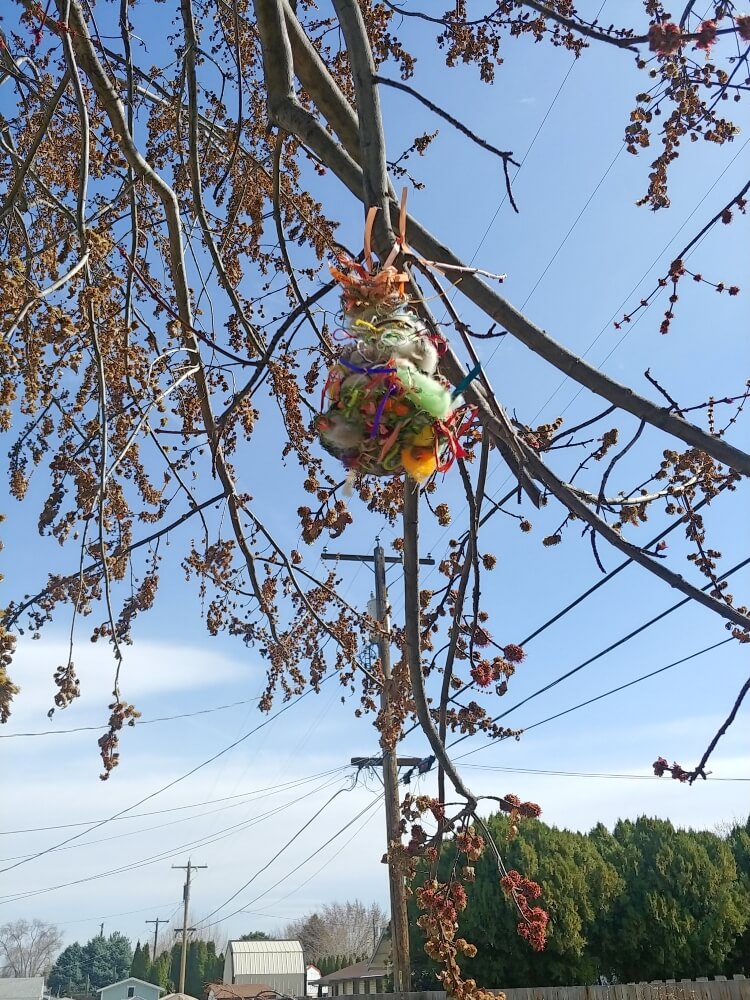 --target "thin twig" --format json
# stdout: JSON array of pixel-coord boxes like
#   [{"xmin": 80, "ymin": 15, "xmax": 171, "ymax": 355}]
[
  {"xmin": 688, "ymin": 675, "xmax": 750, "ymax": 782},
  {"xmin": 374, "ymin": 75, "xmax": 519, "ymax": 212}
]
